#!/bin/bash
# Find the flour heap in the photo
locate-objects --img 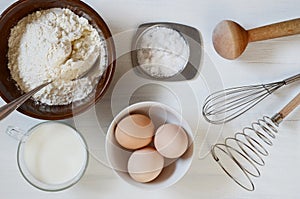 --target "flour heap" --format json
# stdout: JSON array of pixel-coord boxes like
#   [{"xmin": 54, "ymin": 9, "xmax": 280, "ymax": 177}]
[
  {"xmin": 8, "ymin": 8, "xmax": 107, "ymax": 105},
  {"xmin": 136, "ymin": 26, "xmax": 189, "ymax": 78}
]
